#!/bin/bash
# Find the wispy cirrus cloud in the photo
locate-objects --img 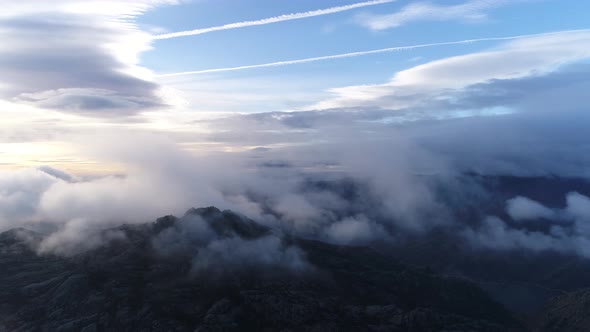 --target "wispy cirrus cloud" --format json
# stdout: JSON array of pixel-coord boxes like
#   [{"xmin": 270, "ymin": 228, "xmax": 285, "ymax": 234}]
[
  {"xmin": 358, "ymin": 0, "xmax": 524, "ymax": 31},
  {"xmin": 153, "ymin": 0, "xmax": 395, "ymax": 40},
  {"xmin": 157, "ymin": 29, "xmax": 589, "ymax": 77}
]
